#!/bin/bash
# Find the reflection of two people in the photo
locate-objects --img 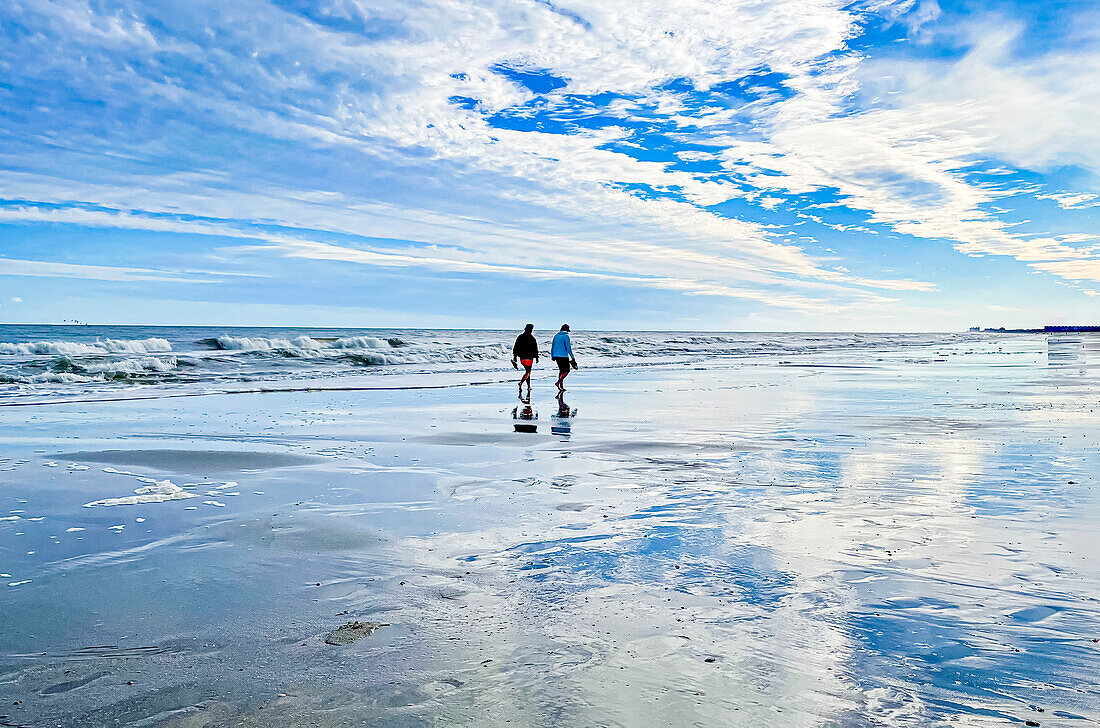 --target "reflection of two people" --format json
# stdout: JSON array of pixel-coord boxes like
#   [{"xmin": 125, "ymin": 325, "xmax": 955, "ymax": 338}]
[
  {"xmin": 551, "ymin": 390, "xmax": 577, "ymax": 437},
  {"xmin": 511, "ymin": 392, "xmax": 577, "ymax": 435},
  {"xmin": 512, "ymin": 394, "xmax": 538, "ymax": 433}
]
